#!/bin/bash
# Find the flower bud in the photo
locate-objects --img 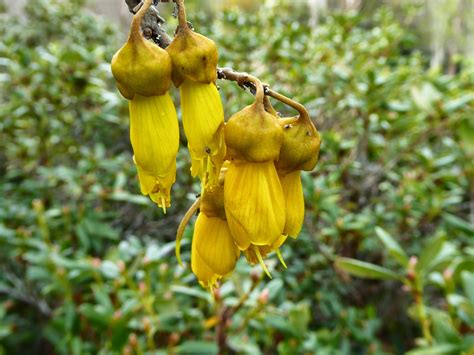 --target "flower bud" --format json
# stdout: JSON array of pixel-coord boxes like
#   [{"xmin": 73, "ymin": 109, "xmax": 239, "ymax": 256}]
[
  {"xmin": 166, "ymin": 27, "xmax": 218, "ymax": 87},
  {"xmin": 275, "ymin": 114, "xmax": 321, "ymax": 175},
  {"xmin": 225, "ymin": 102, "xmax": 283, "ymax": 163},
  {"xmin": 111, "ymin": 0, "xmax": 172, "ymax": 99}
]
